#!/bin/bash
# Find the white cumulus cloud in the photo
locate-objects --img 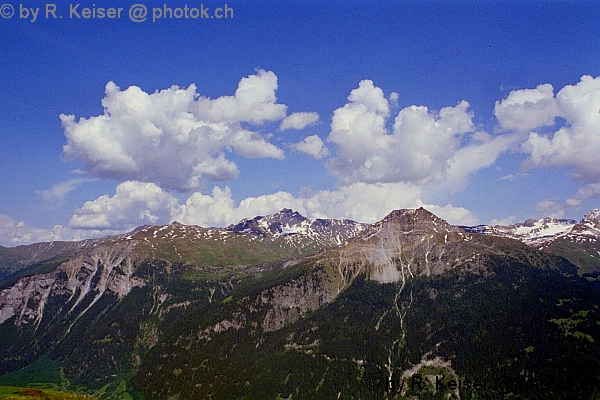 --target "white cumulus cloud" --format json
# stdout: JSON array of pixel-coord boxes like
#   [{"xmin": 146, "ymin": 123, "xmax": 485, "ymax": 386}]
[
  {"xmin": 327, "ymin": 79, "xmax": 514, "ymax": 193},
  {"xmin": 494, "ymin": 83, "xmax": 559, "ymax": 132},
  {"xmin": 494, "ymin": 76, "xmax": 600, "ymax": 218},
  {"xmin": 55, "ymin": 76, "xmax": 528, "ymax": 237},
  {"xmin": 192, "ymin": 69, "xmax": 287, "ymax": 124},
  {"xmin": 291, "ymin": 135, "xmax": 329, "ymax": 159},
  {"xmin": 520, "ymin": 76, "xmax": 600, "ymax": 183},
  {"xmin": 21, "ymin": 75, "xmax": 580, "ymax": 246},
  {"xmin": 279, "ymin": 112, "xmax": 319, "ymax": 131},
  {"xmin": 441, "ymin": 132, "xmax": 521, "ymax": 193},
  {"xmin": 490, "ymin": 215, "xmax": 518, "ymax": 226},
  {"xmin": 534, "ymin": 200, "xmax": 565, "ymax": 218},
  {"xmin": 173, "ymin": 187, "xmax": 307, "ymax": 227},
  {"xmin": 2, "ymin": 179, "xmax": 480, "ymax": 246},
  {"xmin": 61, "ymin": 70, "xmax": 296, "ymax": 191},
  {"xmin": 69, "ymin": 181, "xmax": 178, "ymax": 230},
  {"xmin": 172, "ymin": 181, "xmax": 478, "ymax": 228}
]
